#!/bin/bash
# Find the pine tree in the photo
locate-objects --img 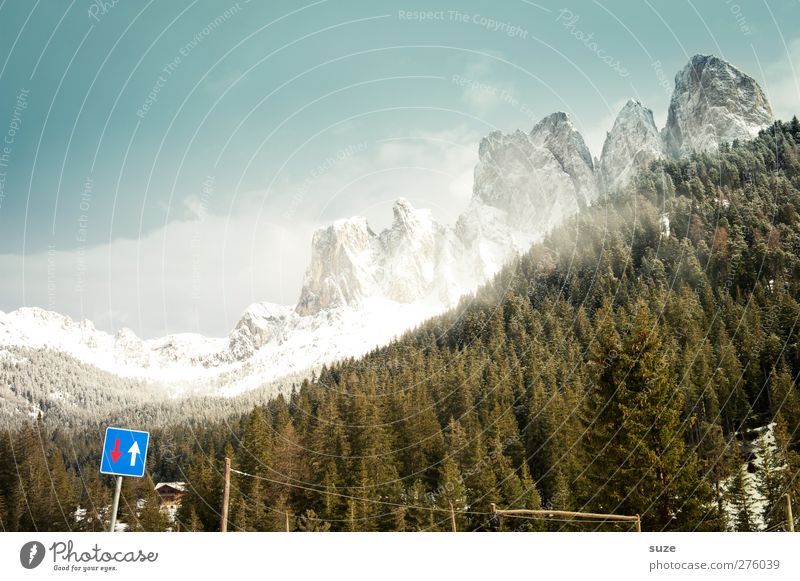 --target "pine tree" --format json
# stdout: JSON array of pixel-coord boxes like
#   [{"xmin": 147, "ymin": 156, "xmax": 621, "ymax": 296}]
[
  {"xmin": 47, "ymin": 450, "xmax": 77, "ymax": 531},
  {"xmin": 178, "ymin": 450, "xmax": 220, "ymax": 532},
  {"xmin": 186, "ymin": 506, "xmax": 203, "ymax": 532},
  {"xmin": 437, "ymin": 456, "xmax": 467, "ymax": 531},
  {"xmin": 403, "ymin": 479, "xmax": 435, "ymax": 531},
  {"xmin": 136, "ymin": 477, "xmax": 167, "ymax": 532},
  {"xmin": 0, "ymin": 494, "xmax": 7, "ymax": 532},
  {"xmin": 73, "ymin": 466, "xmax": 109, "ymax": 532},
  {"xmin": 231, "ymin": 496, "xmax": 250, "ymax": 532},
  {"xmin": 297, "ymin": 509, "xmax": 331, "ymax": 532},
  {"xmin": 728, "ymin": 460, "xmax": 756, "ymax": 531},
  {"xmin": 769, "ymin": 365, "xmax": 800, "ymax": 443},
  {"xmin": 582, "ymin": 299, "xmax": 719, "ymax": 530}
]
